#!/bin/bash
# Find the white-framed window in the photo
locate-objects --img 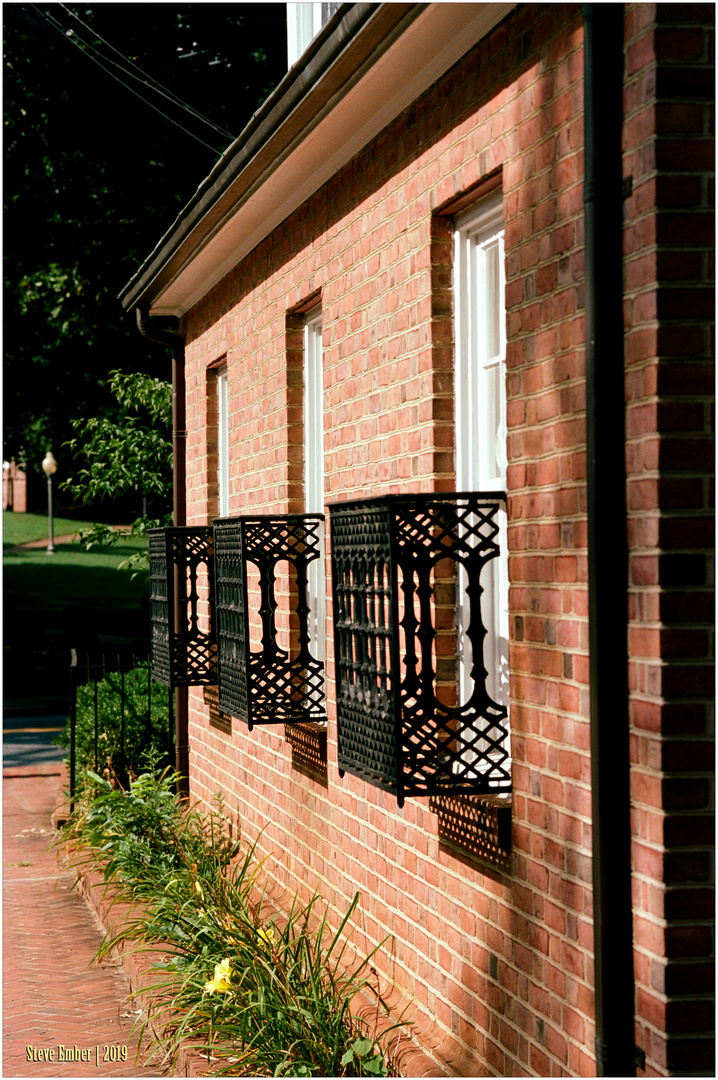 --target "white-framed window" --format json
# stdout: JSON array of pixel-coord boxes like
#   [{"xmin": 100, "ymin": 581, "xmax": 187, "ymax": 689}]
[
  {"xmin": 454, "ymin": 191, "xmax": 510, "ymax": 747},
  {"xmin": 287, "ymin": 3, "xmax": 340, "ymax": 67},
  {"xmin": 304, "ymin": 309, "xmax": 325, "ymax": 663},
  {"xmin": 217, "ymin": 365, "xmax": 229, "ymax": 518}
]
